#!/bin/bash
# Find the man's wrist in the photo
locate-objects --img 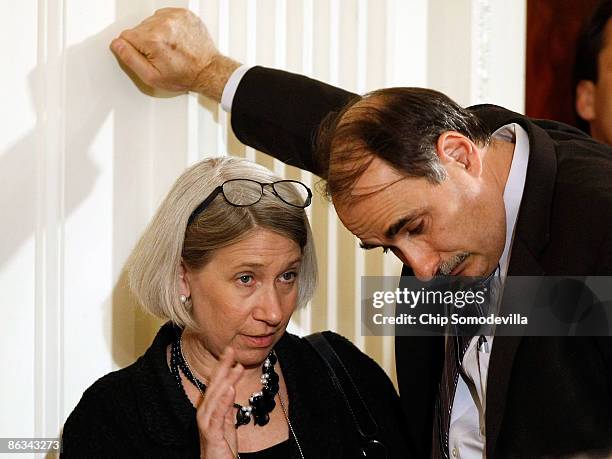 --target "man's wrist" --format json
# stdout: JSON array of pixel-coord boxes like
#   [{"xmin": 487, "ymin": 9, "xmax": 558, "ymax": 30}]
[{"xmin": 193, "ymin": 54, "xmax": 242, "ymax": 103}]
